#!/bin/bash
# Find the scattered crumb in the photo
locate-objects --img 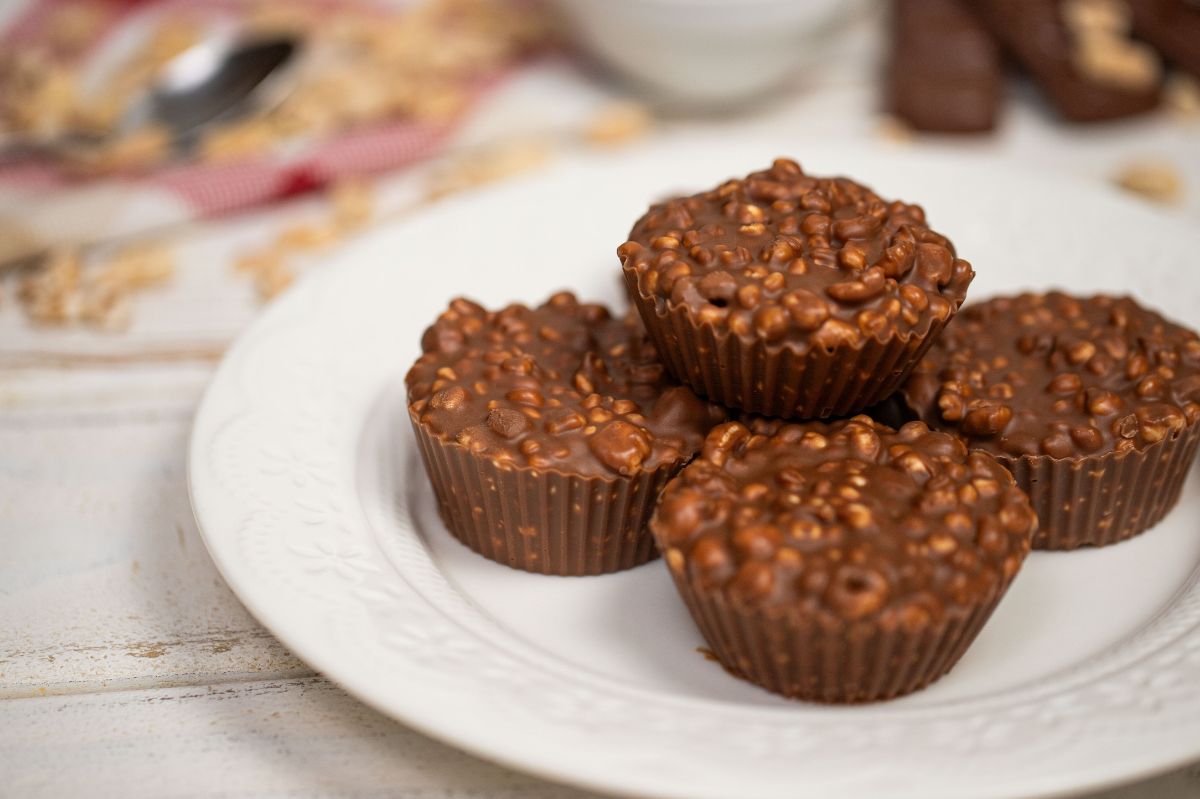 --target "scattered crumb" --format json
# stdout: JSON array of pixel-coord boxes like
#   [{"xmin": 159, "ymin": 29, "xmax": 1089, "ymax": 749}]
[
  {"xmin": 275, "ymin": 222, "xmax": 340, "ymax": 251},
  {"xmin": 1071, "ymin": 35, "xmax": 1160, "ymax": 91},
  {"xmin": 69, "ymin": 125, "xmax": 173, "ymax": 174},
  {"xmin": 696, "ymin": 646, "xmax": 720, "ymax": 663},
  {"xmin": 1063, "ymin": 0, "xmax": 1159, "ymax": 91},
  {"xmin": 16, "ymin": 241, "xmax": 174, "ymax": 329},
  {"xmin": 99, "ymin": 241, "xmax": 175, "ymax": 288},
  {"xmin": 0, "ymin": 53, "xmax": 78, "ymax": 138},
  {"xmin": 0, "ymin": 0, "xmax": 555, "ymax": 173},
  {"xmin": 198, "ymin": 119, "xmax": 277, "ymax": 164},
  {"xmin": 875, "ymin": 115, "xmax": 915, "ymax": 144},
  {"xmin": 1061, "ymin": 0, "xmax": 1130, "ymax": 34},
  {"xmin": 87, "ymin": 289, "xmax": 132, "ymax": 328},
  {"xmin": 253, "ymin": 258, "xmax": 295, "ymax": 300},
  {"xmin": 18, "ymin": 247, "xmax": 83, "ymax": 325},
  {"xmin": 234, "ymin": 244, "xmax": 292, "ymax": 300},
  {"xmin": 330, "ymin": 179, "xmax": 375, "ymax": 232},
  {"xmin": 0, "ymin": 216, "xmax": 40, "ymax": 264},
  {"xmin": 1, "ymin": 14, "xmax": 199, "ymax": 156},
  {"xmin": 233, "ymin": 178, "xmax": 377, "ymax": 301},
  {"xmin": 583, "ymin": 101, "xmax": 653, "ymax": 147},
  {"xmin": 45, "ymin": 2, "xmax": 106, "ymax": 55},
  {"xmin": 141, "ymin": 15, "xmax": 204, "ymax": 64},
  {"xmin": 233, "ymin": 249, "xmax": 284, "ymax": 275},
  {"xmin": 426, "ymin": 138, "xmax": 554, "ymax": 200},
  {"xmin": 1165, "ymin": 72, "xmax": 1200, "ymax": 119},
  {"xmin": 1112, "ymin": 160, "xmax": 1183, "ymax": 204},
  {"xmin": 231, "ymin": 134, "xmax": 552, "ymax": 304}
]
